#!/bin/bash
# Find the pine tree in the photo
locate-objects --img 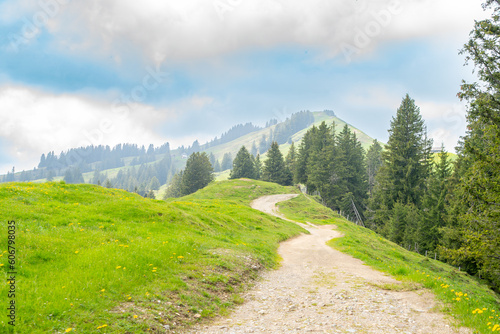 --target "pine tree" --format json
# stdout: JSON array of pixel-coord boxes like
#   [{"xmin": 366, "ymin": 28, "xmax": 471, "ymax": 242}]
[
  {"xmin": 230, "ymin": 146, "xmax": 257, "ymax": 179},
  {"xmin": 91, "ymin": 169, "xmax": 102, "ymax": 185},
  {"xmin": 306, "ymin": 122, "xmax": 335, "ymax": 197},
  {"xmin": 214, "ymin": 160, "xmax": 222, "ymax": 173},
  {"xmin": 368, "ymin": 94, "xmax": 432, "ymax": 237},
  {"xmin": 254, "ymin": 154, "xmax": 262, "ymax": 180},
  {"xmin": 181, "ymin": 152, "xmax": 214, "ymax": 195},
  {"xmin": 417, "ymin": 145, "xmax": 452, "ymax": 252},
  {"xmin": 251, "ymin": 142, "xmax": 258, "ymax": 157},
  {"xmin": 372, "ymin": 94, "xmax": 432, "ymax": 209},
  {"xmin": 295, "ymin": 127, "xmax": 315, "ymax": 185},
  {"xmin": 366, "ymin": 139, "xmax": 383, "ymax": 196},
  {"xmin": 164, "ymin": 171, "xmax": 183, "ymax": 199},
  {"xmin": 221, "ymin": 153, "xmax": 233, "ymax": 171},
  {"xmin": 334, "ymin": 125, "xmax": 368, "ymax": 215},
  {"xmin": 262, "ymin": 142, "xmax": 292, "ymax": 186},
  {"xmin": 285, "ymin": 142, "xmax": 297, "ymax": 181}
]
